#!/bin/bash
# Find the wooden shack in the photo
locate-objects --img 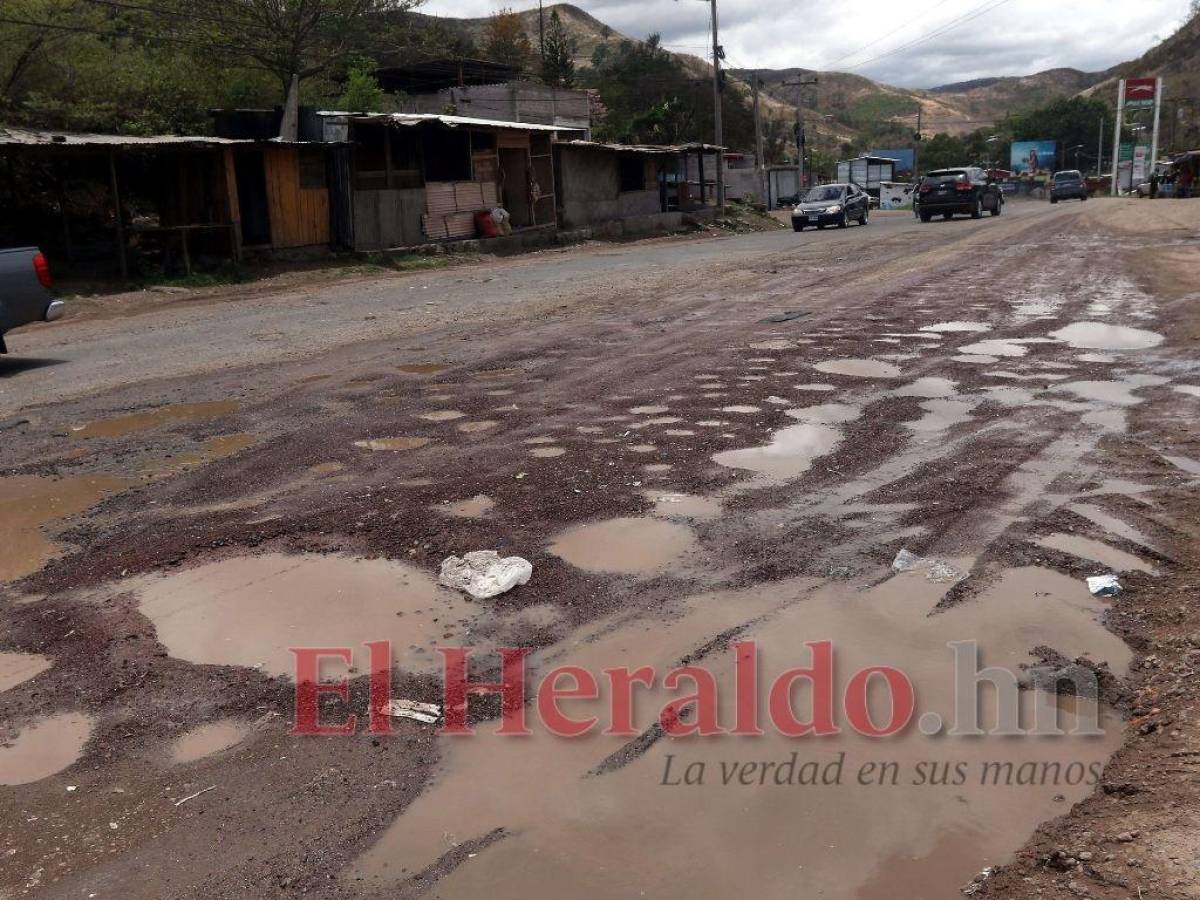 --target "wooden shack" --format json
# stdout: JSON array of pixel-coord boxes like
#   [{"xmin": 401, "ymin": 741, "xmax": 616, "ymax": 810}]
[
  {"xmin": 0, "ymin": 128, "xmax": 334, "ymax": 278},
  {"xmin": 317, "ymin": 113, "xmax": 574, "ymax": 251}
]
